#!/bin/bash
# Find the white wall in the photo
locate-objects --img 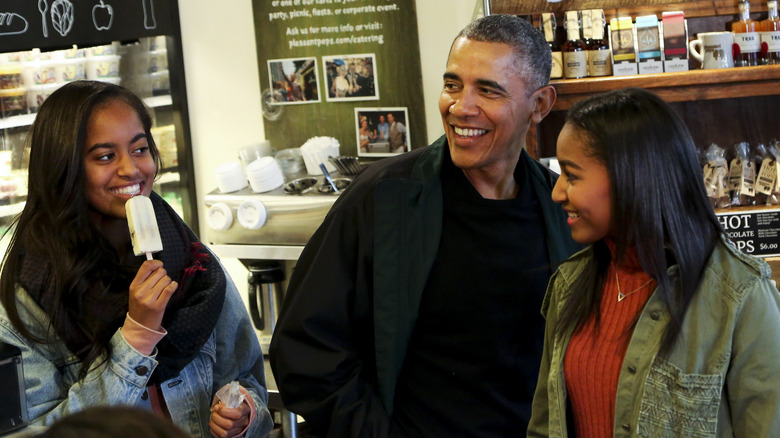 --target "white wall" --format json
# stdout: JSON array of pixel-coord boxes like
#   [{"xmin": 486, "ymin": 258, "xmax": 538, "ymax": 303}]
[
  {"xmin": 178, "ymin": 0, "xmax": 477, "ymax": 290},
  {"xmin": 178, "ymin": 0, "xmax": 267, "ymax": 291},
  {"xmin": 416, "ymin": 0, "xmax": 482, "ymax": 141},
  {"xmin": 178, "ymin": 0, "xmax": 266, "ymax": 236}
]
